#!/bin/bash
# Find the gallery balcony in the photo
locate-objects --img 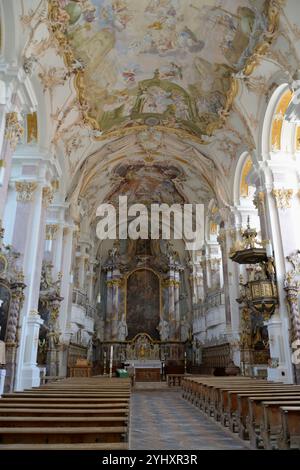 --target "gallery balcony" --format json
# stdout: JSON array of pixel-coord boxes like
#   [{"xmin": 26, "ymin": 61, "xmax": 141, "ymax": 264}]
[{"xmin": 71, "ymin": 288, "xmax": 96, "ymax": 332}]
